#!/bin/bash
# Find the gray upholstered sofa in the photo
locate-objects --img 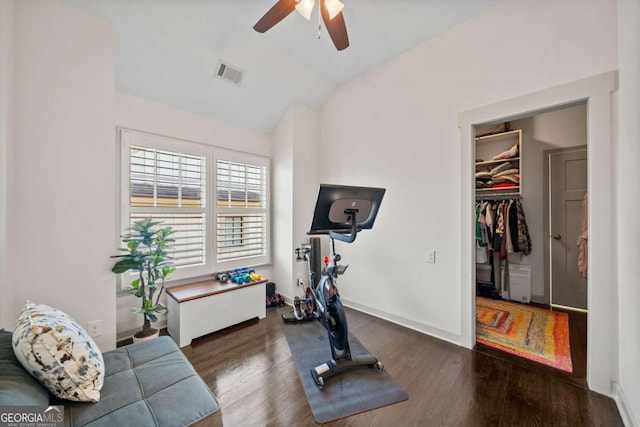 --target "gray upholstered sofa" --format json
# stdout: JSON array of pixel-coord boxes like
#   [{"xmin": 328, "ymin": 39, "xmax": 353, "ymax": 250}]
[{"xmin": 0, "ymin": 330, "xmax": 222, "ymax": 426}]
